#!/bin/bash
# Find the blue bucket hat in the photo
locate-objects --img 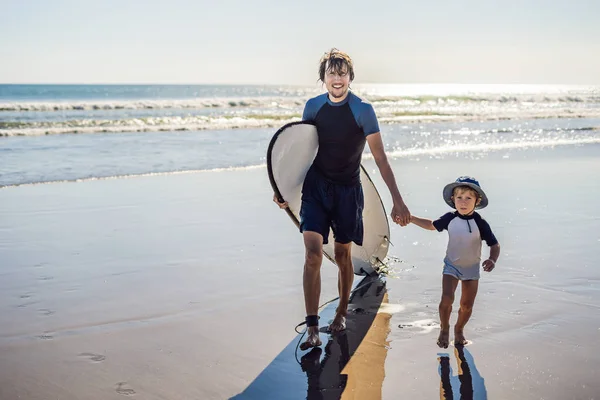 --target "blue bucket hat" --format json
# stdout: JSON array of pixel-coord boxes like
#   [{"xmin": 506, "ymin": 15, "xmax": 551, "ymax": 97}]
[{"xmin": 443, "ymin": 176, "xmax": 488, "ymax": 209}]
